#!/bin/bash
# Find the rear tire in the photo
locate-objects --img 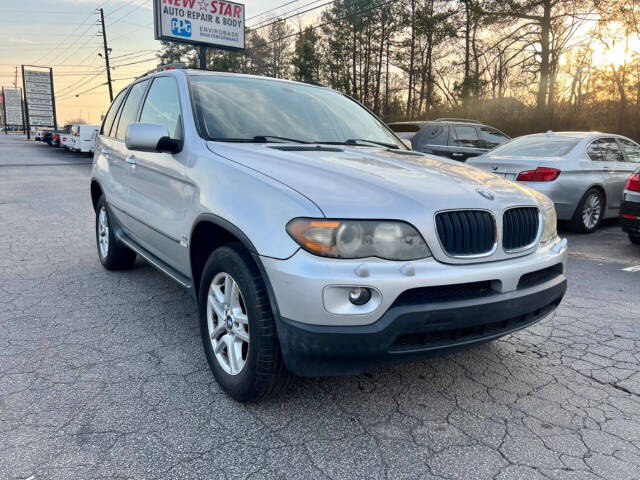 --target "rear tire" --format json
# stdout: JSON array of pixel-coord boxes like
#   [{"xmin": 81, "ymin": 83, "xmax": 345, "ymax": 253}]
[
  {"xmin": 629, "ymin": 233, "xmax": 640, "ymax": 245},
  {"xmin": 95, "ymin": 195, "xmax": 136, "ymax": 270},
  {"xmin": 569, "ymin": 188, "xmax": 604, "ymax": 233},
  {"xmin": 198, "ymin": 243, "xmax": 292, "ymax": 402}
]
